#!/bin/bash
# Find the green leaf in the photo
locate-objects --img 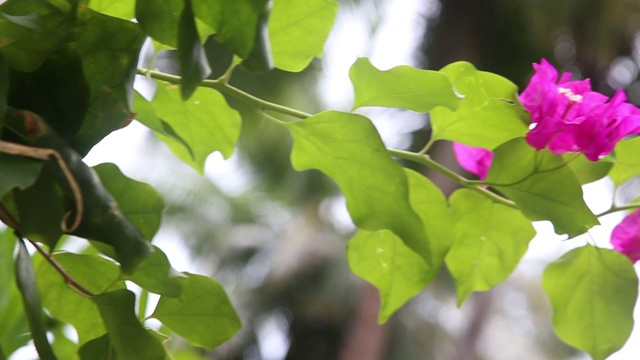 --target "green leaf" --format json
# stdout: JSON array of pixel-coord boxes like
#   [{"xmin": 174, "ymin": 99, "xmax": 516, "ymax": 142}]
[
  {"xmin": 15, "ymin": 238, "xmax": 57, "ymax": 360},
  {"xmin": 610, "ymin": 136, "xmax": 640, "ymax": 186},
  {"xmin": 88, "ymin": 0, "xmax": 135, "ymax": 20},
  {"xmin": 149, "ymin": 83, "xmax": 242, "ymax": 173},
  {"xmin": 35, "ymin": 252, "xmax": 124, "ymax": 344},
  {"xmin": 0, "ymin": 230, "xmax": 29, "ymax": 356},
  {"xmin": 93, "ymin": 289, "xmax": 166, "ymax": 360},
  {"xmin": 350, "ymin": 58, "xmax": 462, "ymax": 112},
  {"xmin": 543, "ymin": 245, "xmax": 638, "ymax": 360},
  {"xmin": 269, "ymin": 0, "xmax": 338, "ymax": 72},
  {"xmin": 0, "ymin": 0, "xmax": 84, "ymax": 72},
  {"xmin": 136, "ymin": 0, "xmax": 182, "ymax": 47},
  {"xmin": 445, "ymin": 189, "xmax": 535, "ymax": 305},
  {"xmin": 70, "ymin": 7, "xmax": 145, "ymax": 155},
  {"xmin": 565, "ymin": 154, "xmax": 613, "ymax": 185},
  {"xmin": 93, "ymin": 163, "xmax": 164, "ymax": 240},
  {"xmin": 487, "ymin": 138, "xmax": 598, "ymax": 237},
  {"xmin": 0, "ymin": 154, "xmax": 42, "ymax": 199},
  {"xmin": 178, "ymin": 0, "xmax": 211, "ymax": 100},
  {"xmin": 192, "ymin": 0, "xmax": 270, "ymax": 59},
  {"xmin": 286, "ymin": 111, "xmax": 431, "ymax": 263},
  {"xmin": 125, "ymin": 246, "xmax": 186, "ymax": 298},
  {"xmin": 347, "ymin": 169, "xmax": 452, "ymax": 323},
  {"xmin": 151, "ymin": 273, "xmax": 241, "ymax": 349},
  {"xmin": 430, "ymin": 62, "xmax": 529, "ymax": 149}
]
